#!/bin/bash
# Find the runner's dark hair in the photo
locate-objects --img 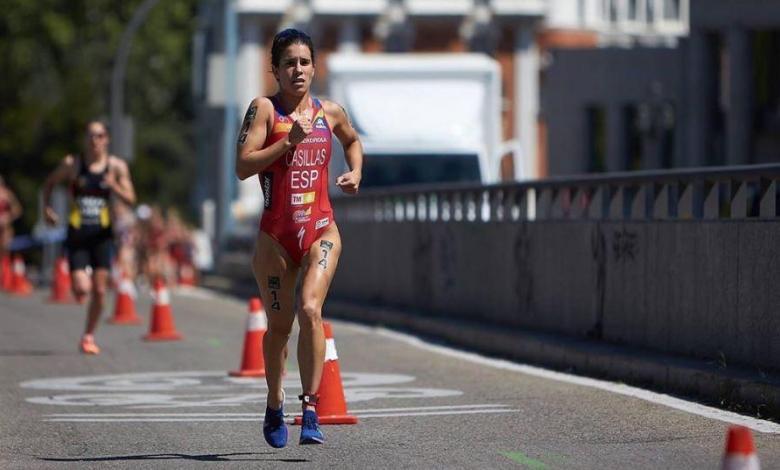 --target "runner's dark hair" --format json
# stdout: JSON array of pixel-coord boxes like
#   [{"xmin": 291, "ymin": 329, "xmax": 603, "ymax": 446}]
[
  {"xmin": 85, "ymin": 119, "xmax": 110, "ymax": 135},
  {"xmin": 271, "ymin": 28, "xmax": 315, "ymax": 67}
]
